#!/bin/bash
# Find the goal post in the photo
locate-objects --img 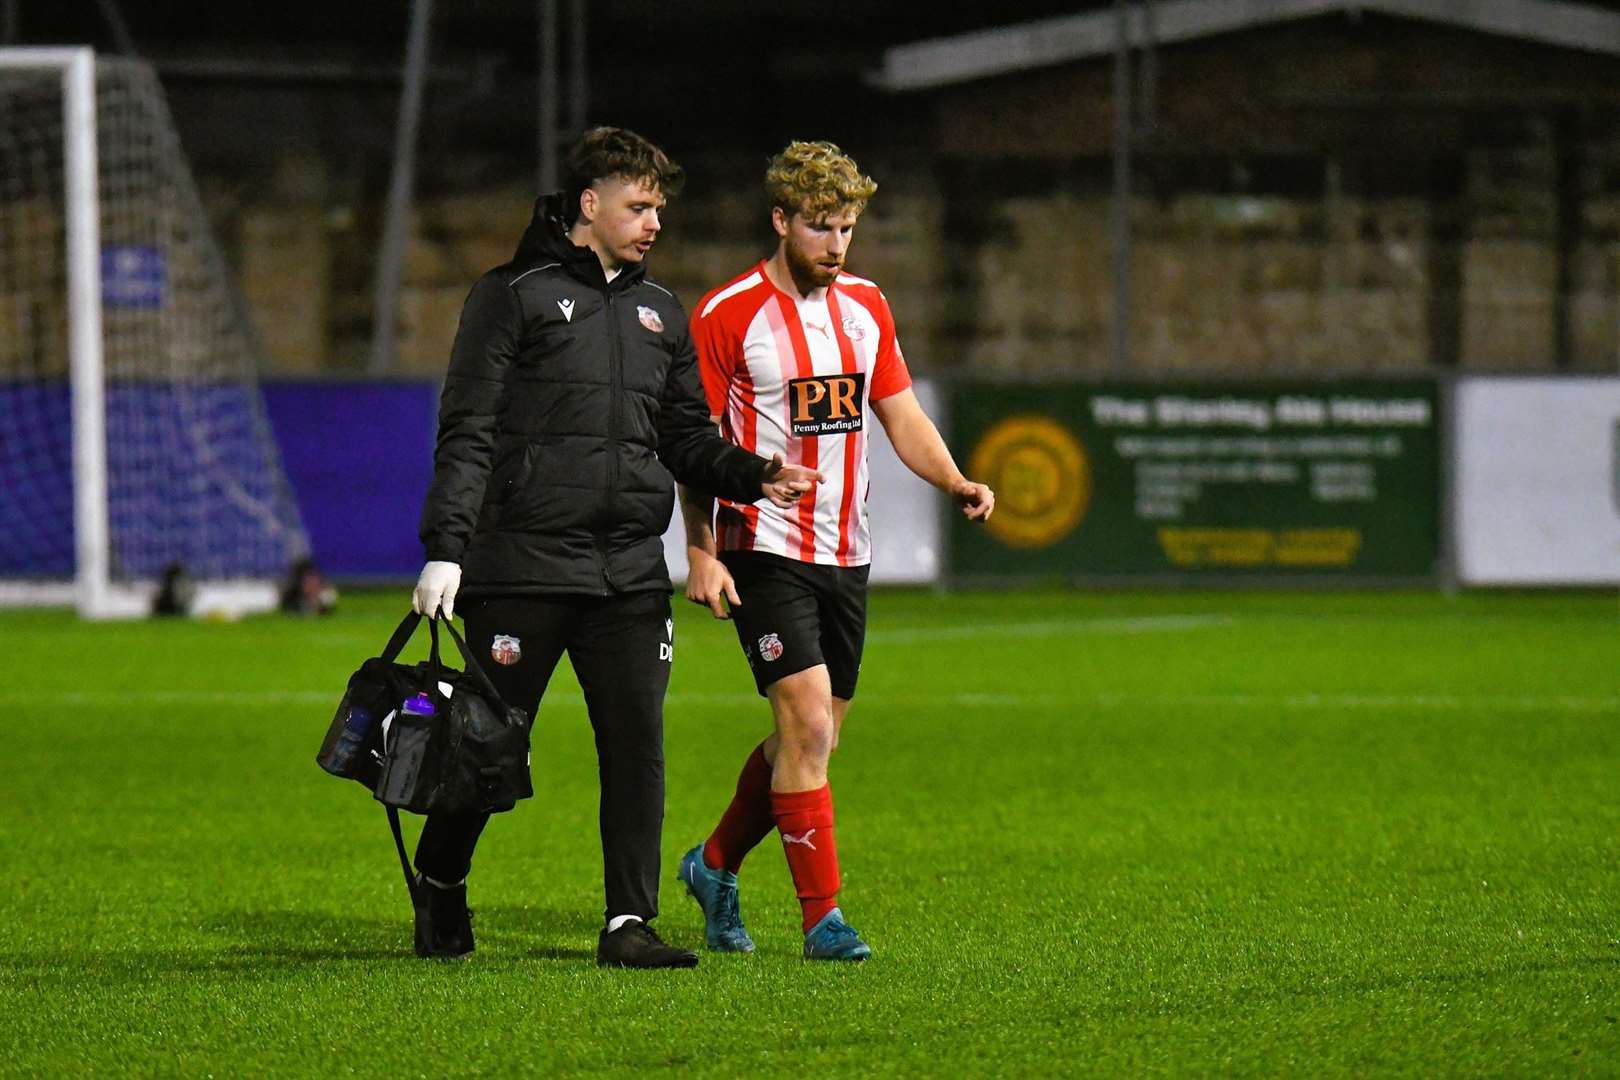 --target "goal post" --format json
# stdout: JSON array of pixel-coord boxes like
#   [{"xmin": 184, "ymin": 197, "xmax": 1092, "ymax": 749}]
[{"xmin": 0, "ymin": 47, "xmax": 309, "ymax": 618}]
